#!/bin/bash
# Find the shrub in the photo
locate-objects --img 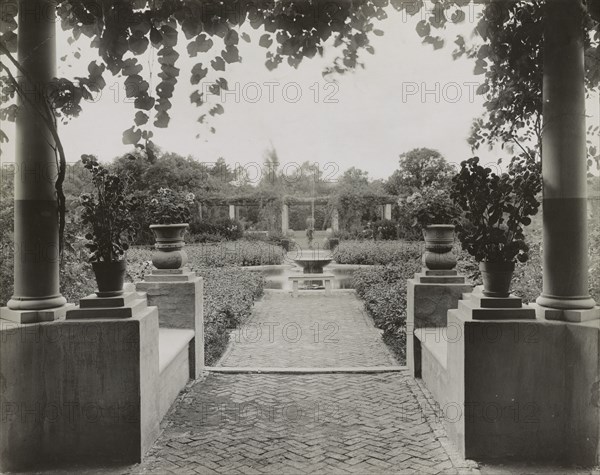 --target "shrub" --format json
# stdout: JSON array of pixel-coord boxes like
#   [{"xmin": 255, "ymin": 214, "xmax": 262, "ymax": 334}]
[
  {"xmin": 195, "ymin": 267, "xmax": 264, "ymax": 364},
  {"xmin": 126, "ymin": 254, "xmax": 265, "ymax": 365},
  {"xmin": 331, "ymin": 229, "xmax": 364, "ymax": 241},
  {"xmin": 127, "ymin": 241, "xmax": 284, "ymax": 269},
  {"xmin": 371, "ymin": 219, "xmax": 399, "ymax": 240},
  {"xmin": 333, "ymin": 240, "xmax": 422, "ymax": 265},
  {"xmin": 189, "ymin": 218, "xmax": 244, "ymax": 242},
  {"xmin": 353, "ymin": 260, "xmax": 421, "ymax": 364}
]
